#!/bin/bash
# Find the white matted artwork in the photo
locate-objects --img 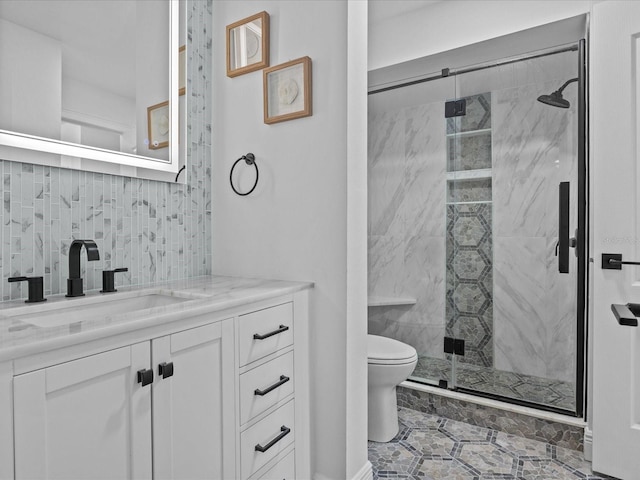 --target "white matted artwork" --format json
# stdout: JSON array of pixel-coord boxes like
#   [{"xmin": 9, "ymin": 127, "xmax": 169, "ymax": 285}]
[
  {"xmin": 263, "ymin": 56, "xmax": 312, "ymax": 124},
  {"xmin": 147, "ymin": 100, "xmax": 170, "ymax": 150}
]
